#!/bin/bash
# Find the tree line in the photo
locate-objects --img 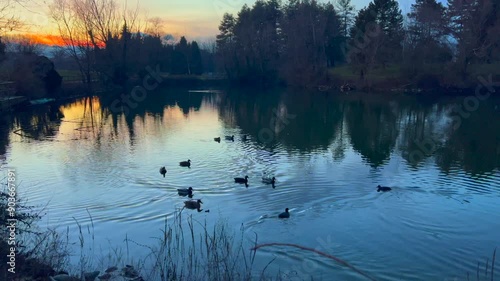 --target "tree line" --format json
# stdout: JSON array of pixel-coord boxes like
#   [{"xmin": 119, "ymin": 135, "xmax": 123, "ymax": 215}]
[
  {"xmin": 2, "ymin": 0, "xmax": 498, "ymax": 93},
  {"xmin": 1, "ymin": 0, "xmax": 216, "ymax": 96},
  {"xmin": 215, "ymin": 0, "xmax": 499, "ymax": 88},
  {"xmin": 48, "ymin": 0, "xmax": 215, "ymax": 92}
]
